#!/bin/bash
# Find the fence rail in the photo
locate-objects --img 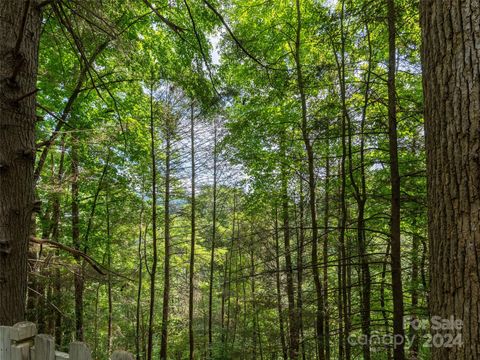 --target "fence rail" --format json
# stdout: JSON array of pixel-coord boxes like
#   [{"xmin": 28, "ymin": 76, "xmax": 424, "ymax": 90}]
[{"xmin": 0, "ymin": 322, "xmax": 133, "ymax": 360}]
